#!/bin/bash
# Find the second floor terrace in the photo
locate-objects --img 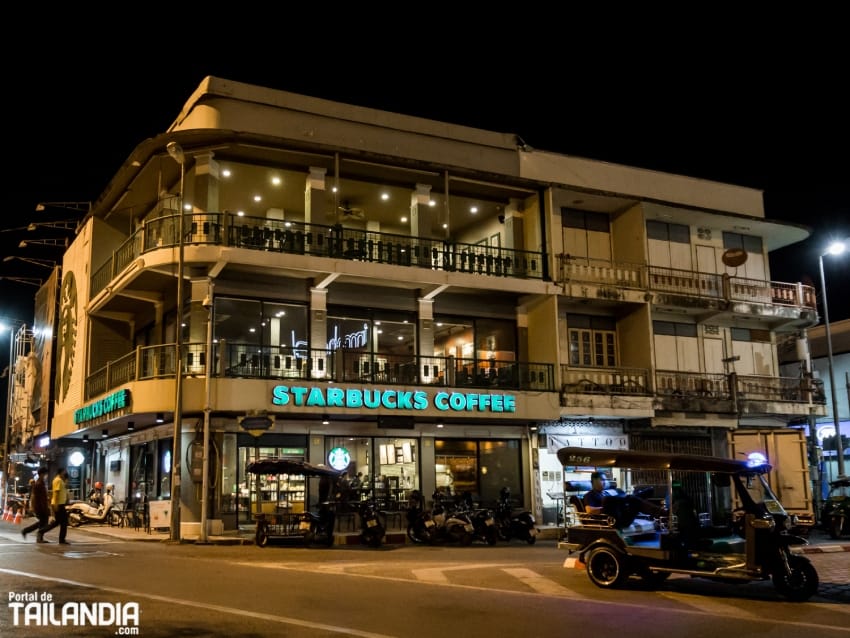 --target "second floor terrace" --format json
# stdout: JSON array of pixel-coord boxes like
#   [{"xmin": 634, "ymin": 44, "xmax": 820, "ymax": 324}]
[{"xmin": 556, "ymin": 255, "xmax": 817, "ymax": 329}]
